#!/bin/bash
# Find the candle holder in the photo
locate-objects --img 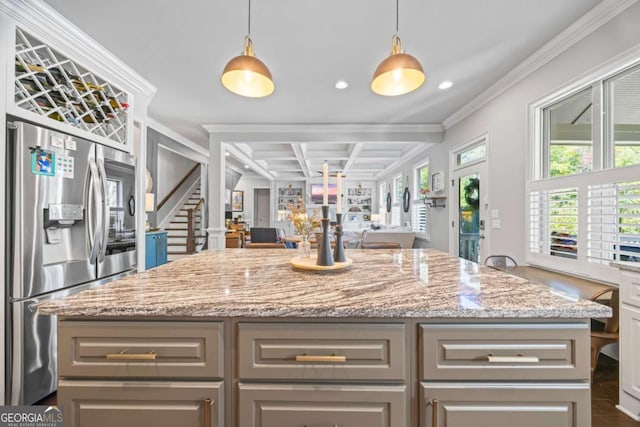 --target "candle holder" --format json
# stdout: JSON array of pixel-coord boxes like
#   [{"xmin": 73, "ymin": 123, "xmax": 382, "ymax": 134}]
[
  {"xmin": 333, "ymin": 213, "xmax": 347, "ymax": 263},
  {"xmin": 316, "ymin": 205, "xmax": 335, "ymax": 267}
]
